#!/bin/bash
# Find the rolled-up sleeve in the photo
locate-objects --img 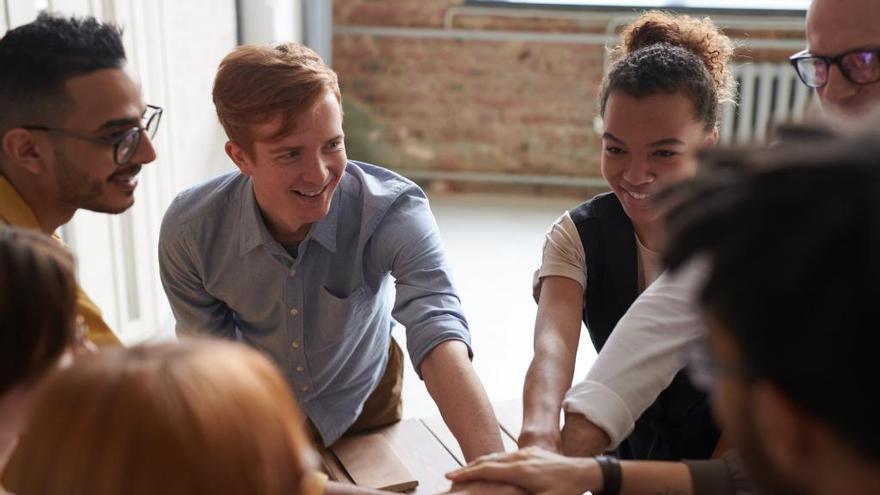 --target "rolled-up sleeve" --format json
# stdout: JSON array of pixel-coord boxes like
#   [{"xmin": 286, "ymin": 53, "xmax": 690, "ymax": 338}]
[
  {"xmin": 373, "ymin": 189, "xmax": 471, "ymax": 376},
  {"xmin": 532, "ymin": 212, "xmax": 587, "ymax": 301}
]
